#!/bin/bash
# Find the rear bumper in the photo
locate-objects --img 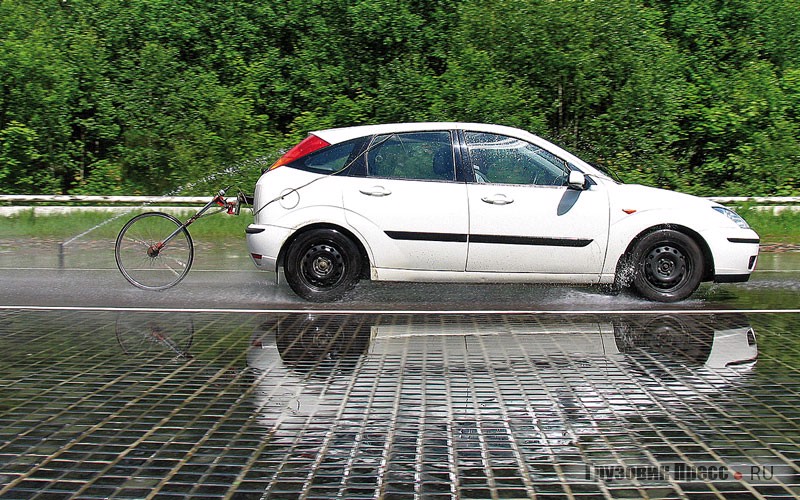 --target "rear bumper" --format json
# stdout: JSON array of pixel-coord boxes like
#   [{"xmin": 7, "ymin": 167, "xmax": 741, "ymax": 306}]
[{"xmin": 245, "ymin": 224, "xmax": 292, "ymax": 271}]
